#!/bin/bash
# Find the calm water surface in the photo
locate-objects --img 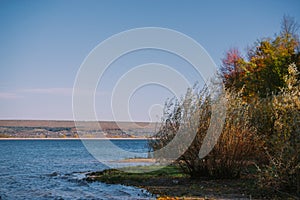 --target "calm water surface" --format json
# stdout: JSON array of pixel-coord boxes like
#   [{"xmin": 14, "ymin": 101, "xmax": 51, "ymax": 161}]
[{"xmin": 0, "ymin": 139, "xmax": 152, "ymax": 200}]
